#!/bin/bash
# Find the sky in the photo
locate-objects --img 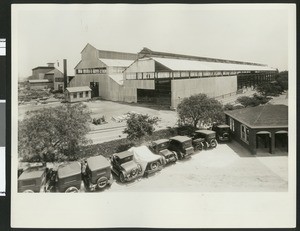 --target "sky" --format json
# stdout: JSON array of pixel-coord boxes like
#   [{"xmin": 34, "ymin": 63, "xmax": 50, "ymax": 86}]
[{"xmin": 12, "ymin": 4, "xmax": 293, "ymax": 79}]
